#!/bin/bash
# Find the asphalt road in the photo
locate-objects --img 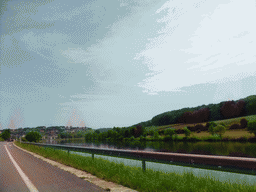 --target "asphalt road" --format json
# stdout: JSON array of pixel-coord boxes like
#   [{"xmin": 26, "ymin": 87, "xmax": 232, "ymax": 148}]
[{"xmin": 0, "ymin": 142, "xmax": 106, "ymax": 192}]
